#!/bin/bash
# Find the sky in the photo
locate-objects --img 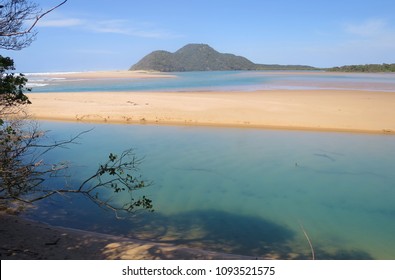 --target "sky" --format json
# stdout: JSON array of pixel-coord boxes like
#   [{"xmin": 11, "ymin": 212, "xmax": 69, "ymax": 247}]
[{"xmin": 3, "ymin": 0, "xmax": 395, "ymax": 72}]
